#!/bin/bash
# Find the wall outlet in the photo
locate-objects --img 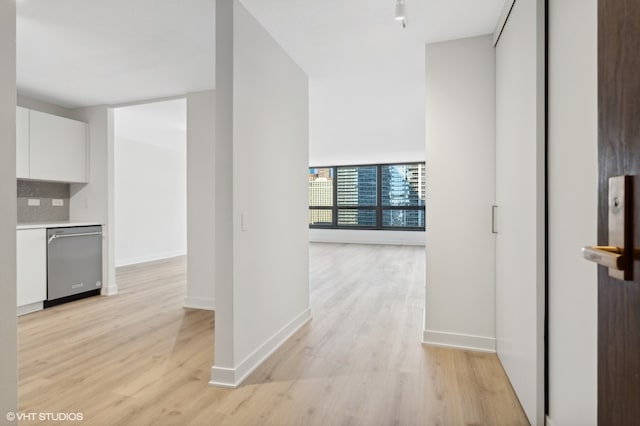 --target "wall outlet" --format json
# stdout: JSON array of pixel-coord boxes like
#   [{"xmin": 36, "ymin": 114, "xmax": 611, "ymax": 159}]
[
  {"xmin": 27, "ymin": 198, "xmax": 40, "ymax": 207},
  {"xmin": 52, "ymin": 199, "xmax": 64, "ymax": 207}
]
